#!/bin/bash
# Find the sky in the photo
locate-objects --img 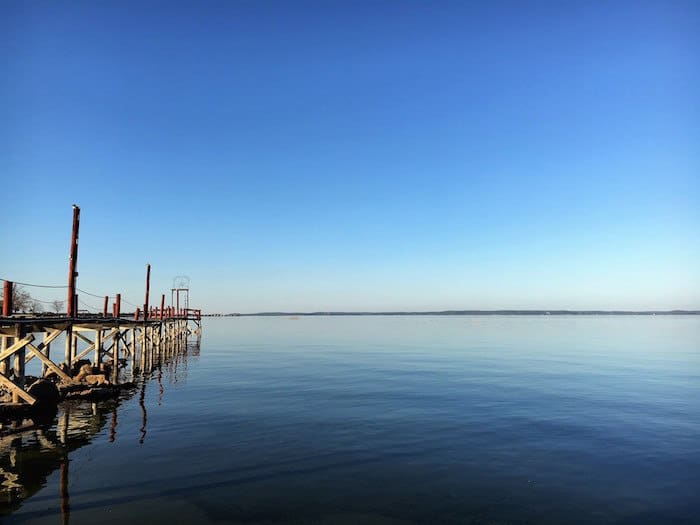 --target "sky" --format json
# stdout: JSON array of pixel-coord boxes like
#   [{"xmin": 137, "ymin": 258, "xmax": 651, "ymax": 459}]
[{"xmin": 1, "ymin": 1, "xmax": 698, "ymax": 313}]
